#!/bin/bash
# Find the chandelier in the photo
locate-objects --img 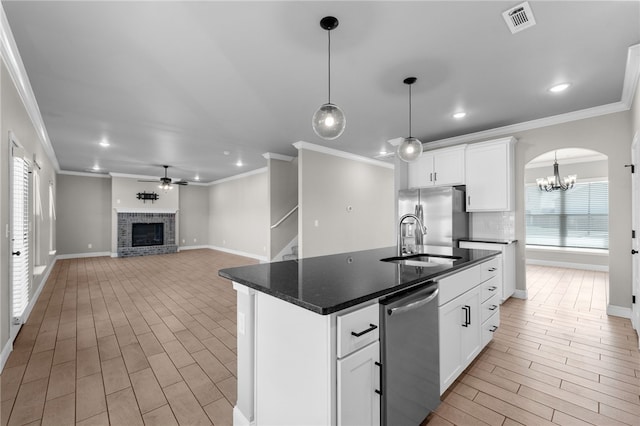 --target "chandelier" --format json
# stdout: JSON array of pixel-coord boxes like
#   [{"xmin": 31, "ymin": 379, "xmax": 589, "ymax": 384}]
[{"xmin": 536, "ymin": 152, "xmax": 577, "ymax": 191}]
